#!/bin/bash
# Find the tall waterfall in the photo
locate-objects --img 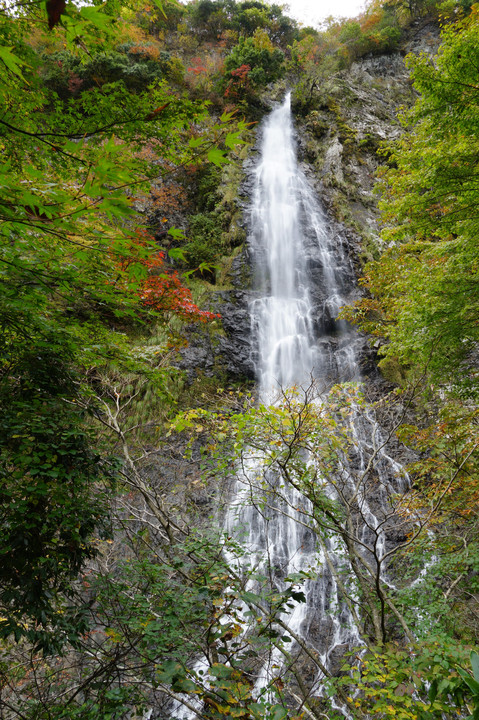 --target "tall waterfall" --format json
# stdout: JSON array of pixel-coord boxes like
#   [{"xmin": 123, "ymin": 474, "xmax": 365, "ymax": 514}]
[
  {"xmin": 225, "ymin": 93, "xmax": 364, "ymax": 694},
  {"xmin": 172, "ymin": 94, "xmax": 408, "ymax": 719},
  {"xmin": 248, "ymin": 96, "xmax": 359, "ymax": 405},
  {"xmin": 225, "ymin": 94, "xmax": 407, "ymax": 699},
  {"xmin": 248, "ymin": 94, "xmax": 315, "ymax": 395}
]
